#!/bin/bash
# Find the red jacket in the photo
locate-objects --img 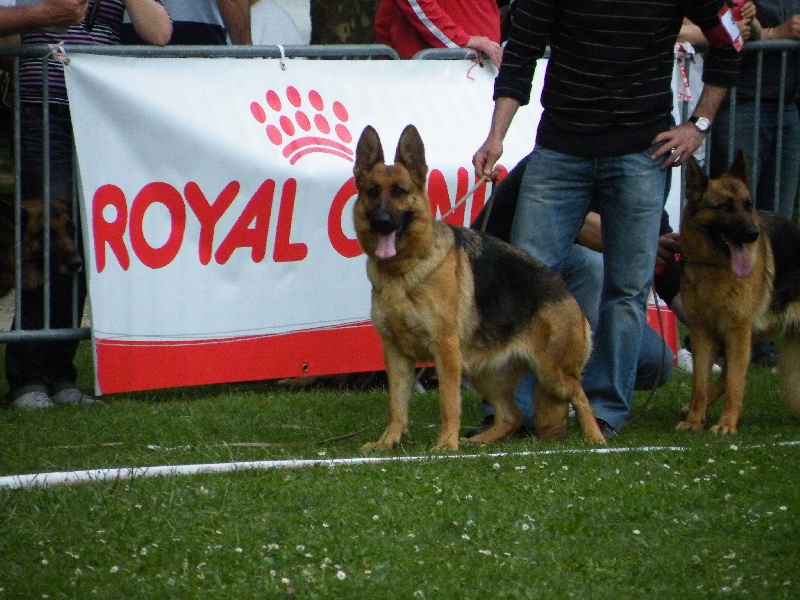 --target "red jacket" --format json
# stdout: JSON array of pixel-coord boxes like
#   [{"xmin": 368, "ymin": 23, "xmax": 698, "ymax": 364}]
[{"xmin": 375, "ymin": 0, "xmax": 501, "ymax": 59}]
